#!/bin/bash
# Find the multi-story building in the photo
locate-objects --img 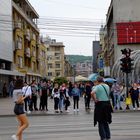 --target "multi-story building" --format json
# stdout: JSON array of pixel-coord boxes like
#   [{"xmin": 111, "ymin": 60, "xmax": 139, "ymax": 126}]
[
  {"xmin": 12, "ymin": 0, "xmax": 45, "ymax": 83},
  {"xmin": 64, "ymin": 57, "xmax": 73, "ymax": 78},
  {"xmin": 0, "ymin": 0, "xmax": 25, "ymax": 95},
  {"xmin": 44, "ymin": 39, "xmax": 65, "ymax": 80},
  {"xmin": 92, "ymin": 41, "xmax": 101, "ymax": 73},
  {"xmin": 101, "ymin": 0, "xmax": 140, "ymax": 81},
  {"xmin": 75, "ymin": 61, "xmax": 92, "ymax": 77}
]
